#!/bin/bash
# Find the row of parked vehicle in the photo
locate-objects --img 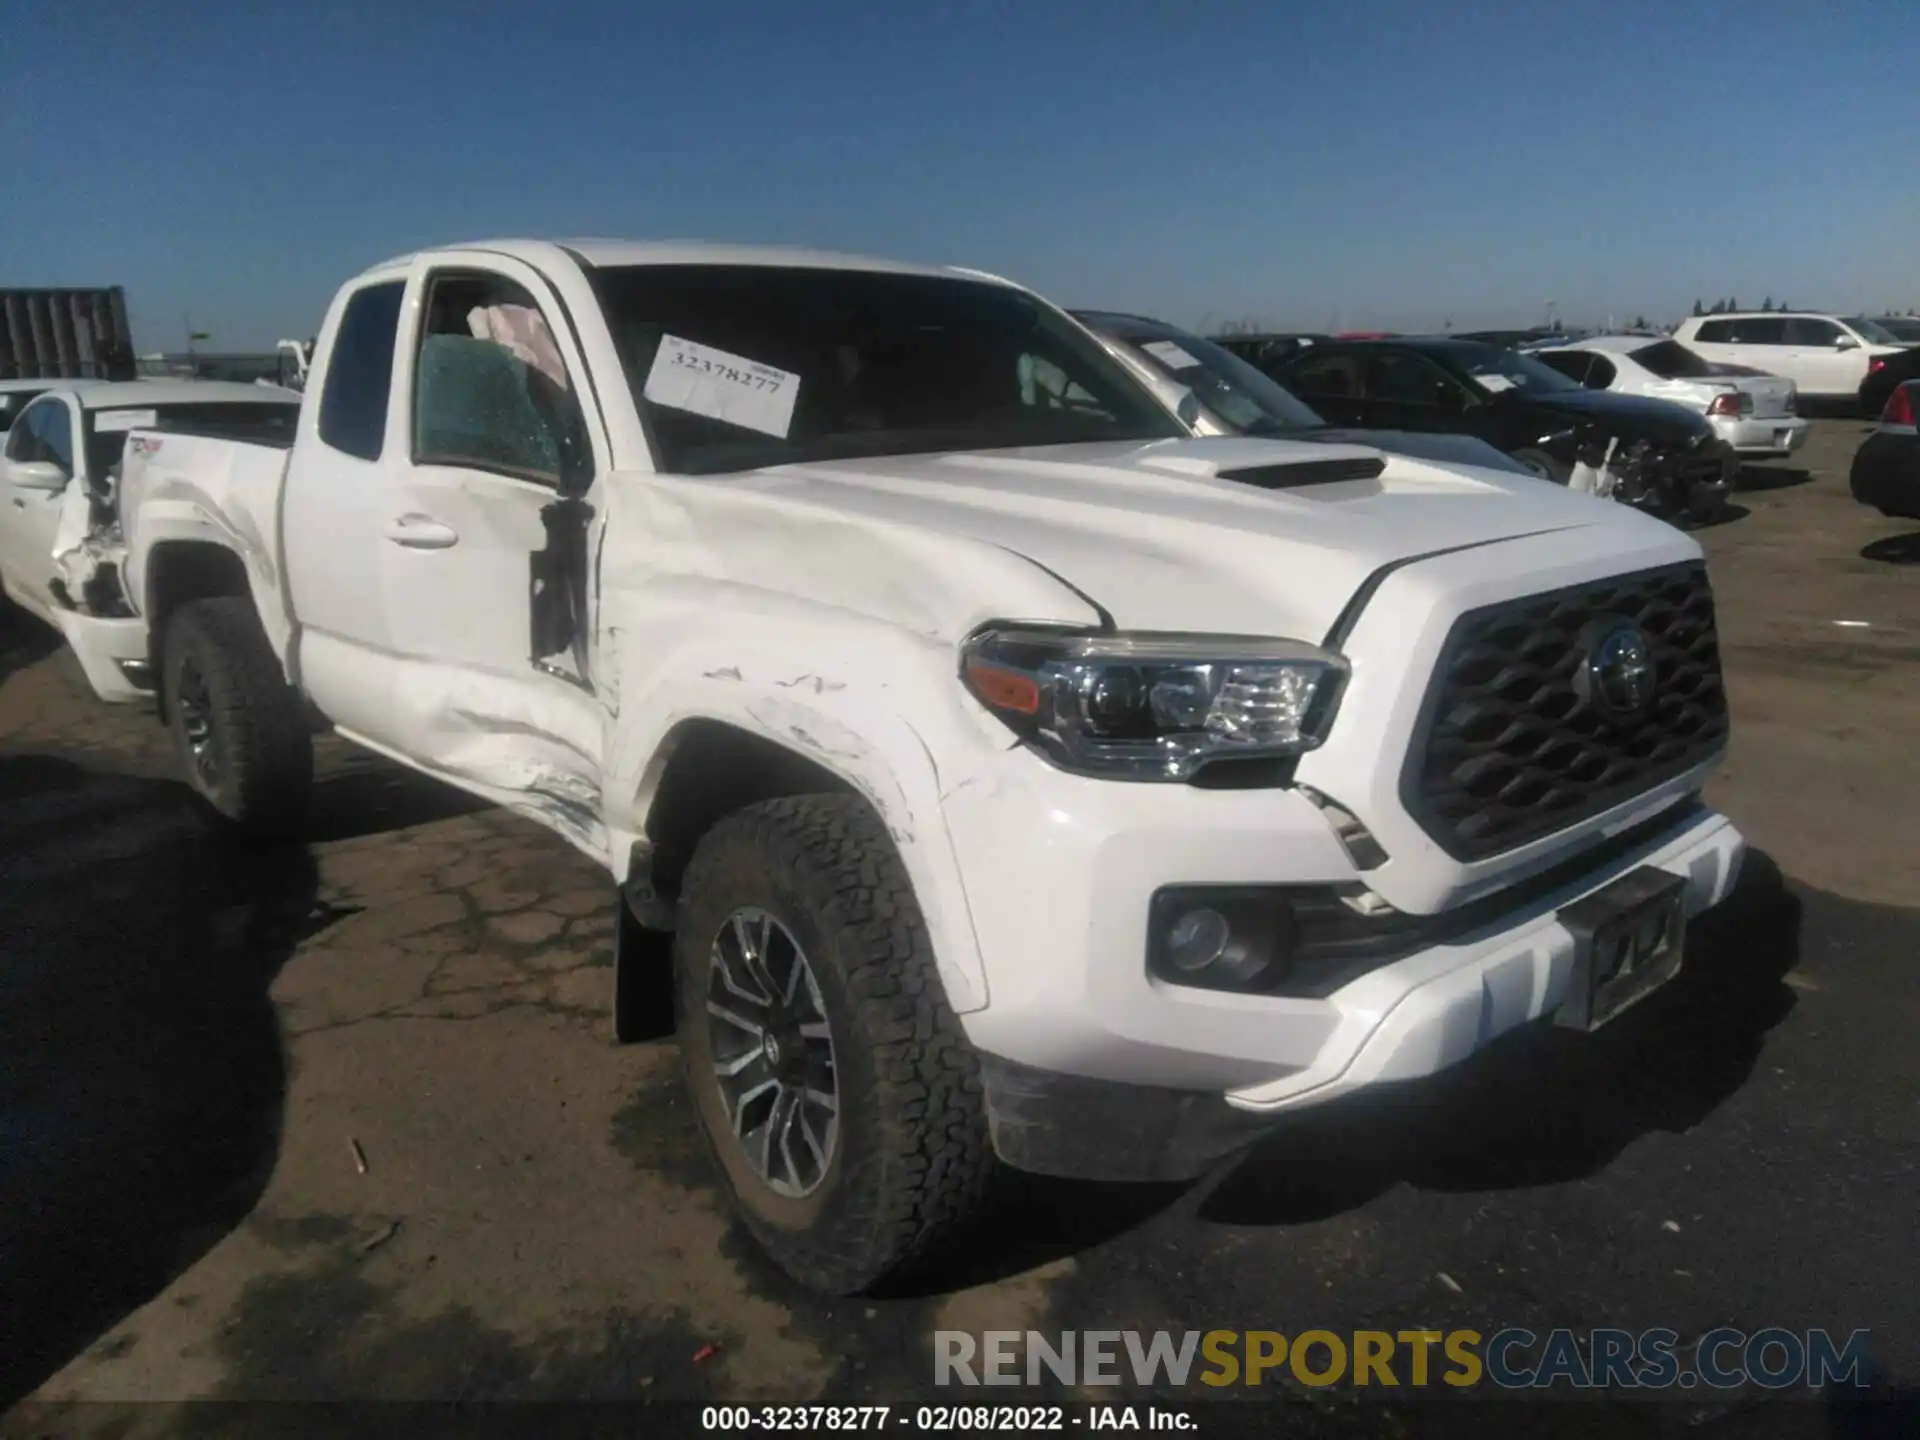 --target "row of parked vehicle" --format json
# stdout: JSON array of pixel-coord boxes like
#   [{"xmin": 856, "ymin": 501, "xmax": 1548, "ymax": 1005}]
[
  {"xmin": 0, "ymin": 238, "xmax": 1901, "ymax": 1302},
  {"xmin": 1074, "ymin": 308, "xmax": 1920, "ymax": 525}
]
